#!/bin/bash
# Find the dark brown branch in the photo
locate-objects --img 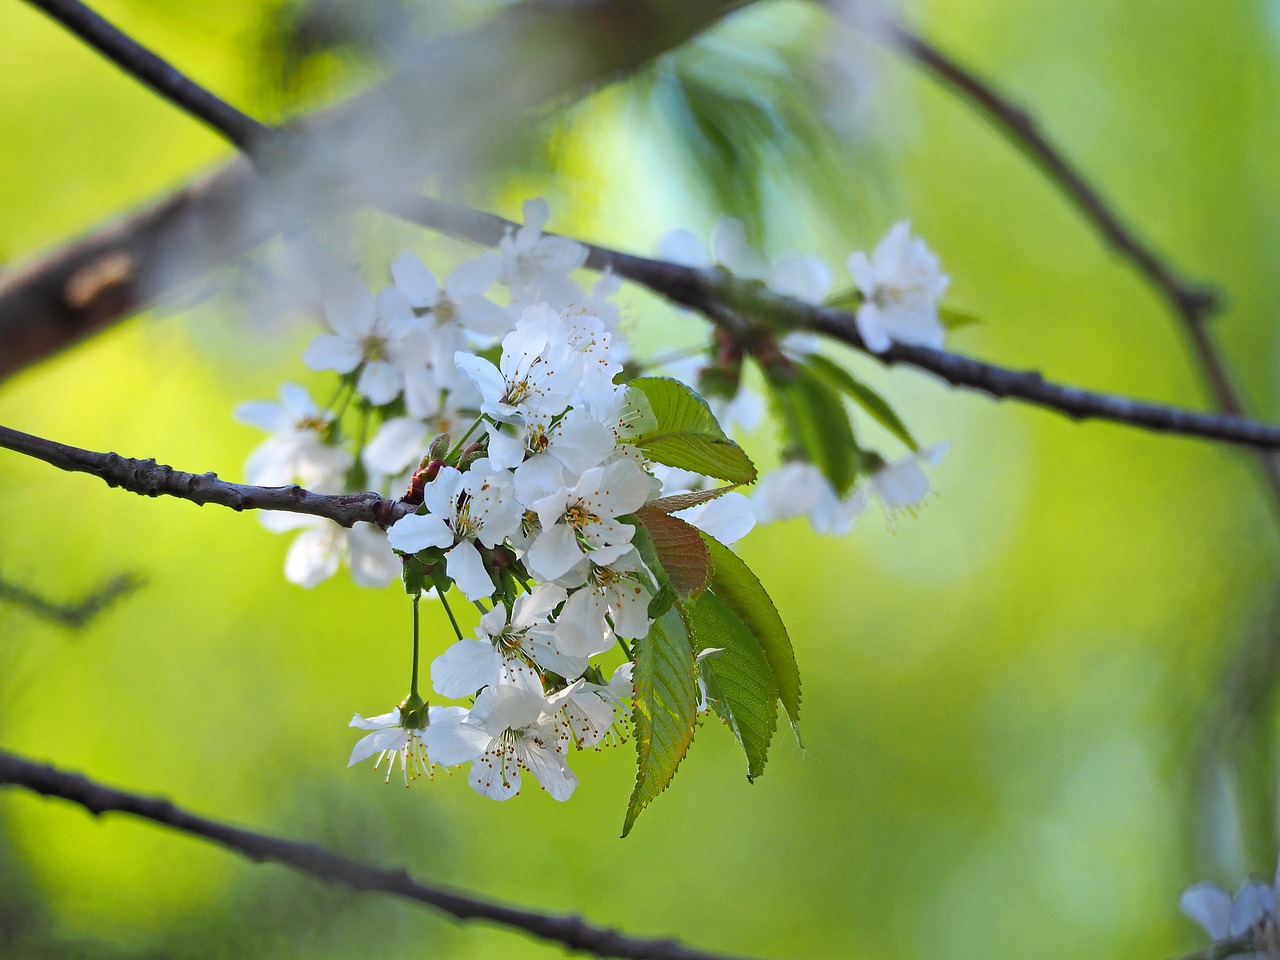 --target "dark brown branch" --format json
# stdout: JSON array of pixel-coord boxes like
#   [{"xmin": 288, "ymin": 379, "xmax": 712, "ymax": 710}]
[
  {"xmin": 0, "ymin": 424, "xmax": 406, "ymax": 528},
  {"xmin": 857, "ymin": 11, "xmax": 1280, "ymax": 508},
  {"xmin": 23, "ymin": 0, "xmax": 269, "ymax": 151},
  {"xmin": 0, "ymin": 750, "xmax": 756, "ymax": 960},
  {"xmin": 0, "ymin": 572, "xmax": 142, "ymax": 628},
  {"xmin": 392, "ymin": 197, "xmax": 1280, "ymax": 451}
]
